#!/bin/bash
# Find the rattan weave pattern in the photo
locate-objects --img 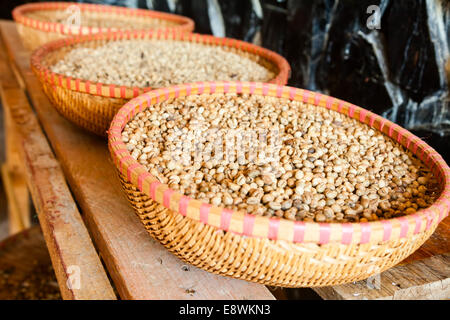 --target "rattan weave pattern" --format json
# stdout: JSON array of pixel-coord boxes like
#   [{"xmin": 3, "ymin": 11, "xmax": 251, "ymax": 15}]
[{"xmin": 108, "ymin": 82, "xmax": 450, "ymax": 286}]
